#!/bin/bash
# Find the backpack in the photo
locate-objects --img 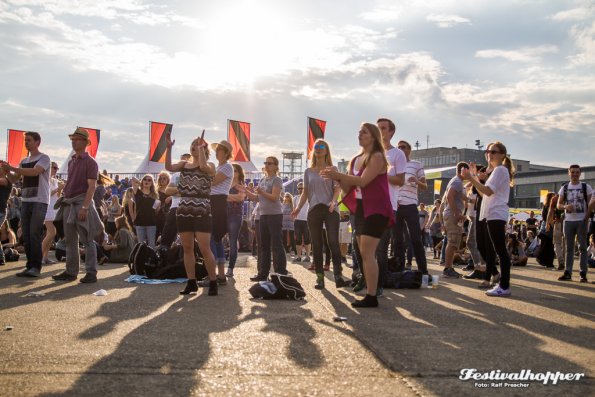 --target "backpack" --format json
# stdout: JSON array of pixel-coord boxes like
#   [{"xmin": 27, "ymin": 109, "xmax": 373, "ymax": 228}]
[
  {"xmin": 248, "ymin": 281, "xmax": 278, "ymax": 299},
  {"xmin": 3, "ymin": 248, "xmax": 19, "ymax": 262},
  {"xmin": 269, "ymin": 273, "xmax": 306, "ymax": 300},
  {"xmin": 385, "ymin": 270, "xmax": 423, "ymax": 289},
  {"xmin": 128, "ymin": 242, "xmax": 160, "ymax": 278},
  {"xmin": 150, "ymin": 243, "xmax": 207, "ymax": 280}
]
